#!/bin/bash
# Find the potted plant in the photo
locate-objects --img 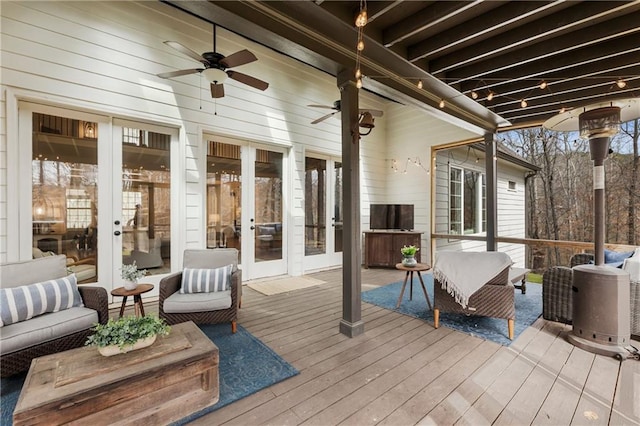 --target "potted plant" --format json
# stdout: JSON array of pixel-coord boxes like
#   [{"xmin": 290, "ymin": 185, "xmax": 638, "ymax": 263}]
[
  {"xmin": 400, "ymin": 245, "xmax": 419, "ymax": 267},
  {"xmin": 121, "ymin": 261, "xmax": 146, "ymax": 290},
  {"xmin": 85, "ymin": 315, "xmax": 170, "ymax": 356}
]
